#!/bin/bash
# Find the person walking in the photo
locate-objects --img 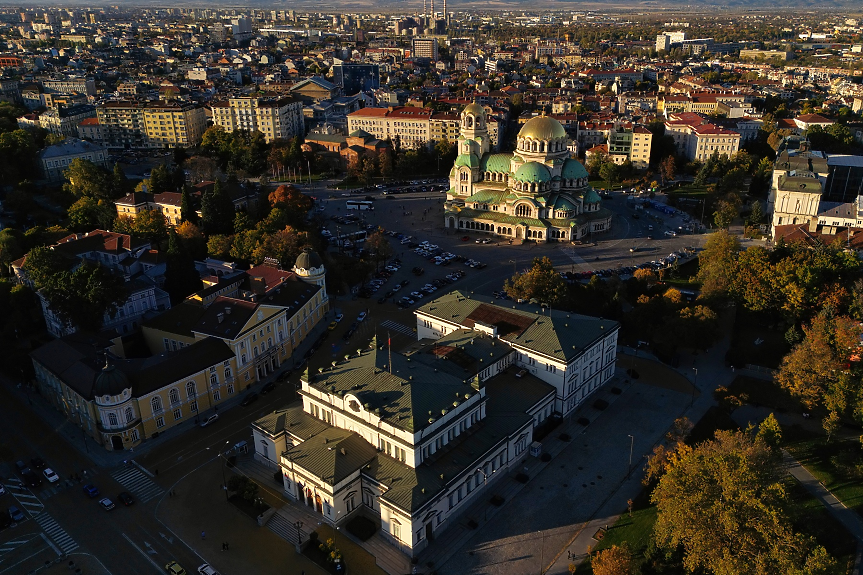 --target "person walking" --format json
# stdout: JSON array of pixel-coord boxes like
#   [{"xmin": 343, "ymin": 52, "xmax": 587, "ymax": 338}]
[{"xmin": 201, "ymin": 531, "xmax": 206, "ymax": 539}]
